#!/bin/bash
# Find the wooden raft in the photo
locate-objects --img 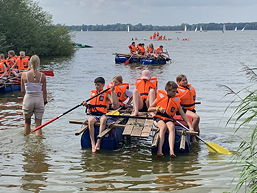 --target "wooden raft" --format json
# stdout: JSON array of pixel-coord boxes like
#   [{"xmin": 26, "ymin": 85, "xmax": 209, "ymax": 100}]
[{"xmin": 122, "ymin": 118, "xmax": 154, "ymax": 138}]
